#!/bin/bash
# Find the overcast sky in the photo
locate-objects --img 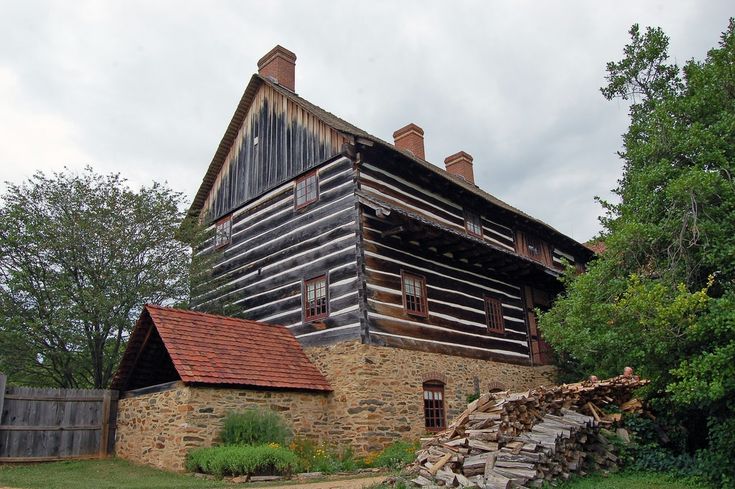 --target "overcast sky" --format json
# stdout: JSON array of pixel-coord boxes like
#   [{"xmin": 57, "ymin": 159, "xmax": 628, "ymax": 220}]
[{"xmin": 1, "ymin": 1, "xmax": 732, "ymax": 242}]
